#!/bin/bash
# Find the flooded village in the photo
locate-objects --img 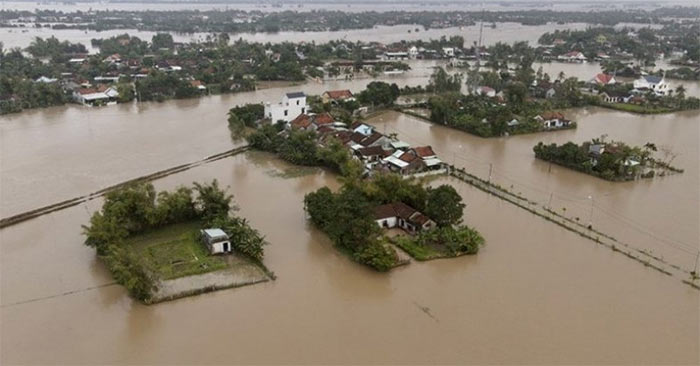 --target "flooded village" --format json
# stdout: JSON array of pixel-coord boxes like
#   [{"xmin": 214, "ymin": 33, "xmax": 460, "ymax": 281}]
[{"xmin": 1, "ymin": 1, "xmax": 699, "ymax": 364}]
